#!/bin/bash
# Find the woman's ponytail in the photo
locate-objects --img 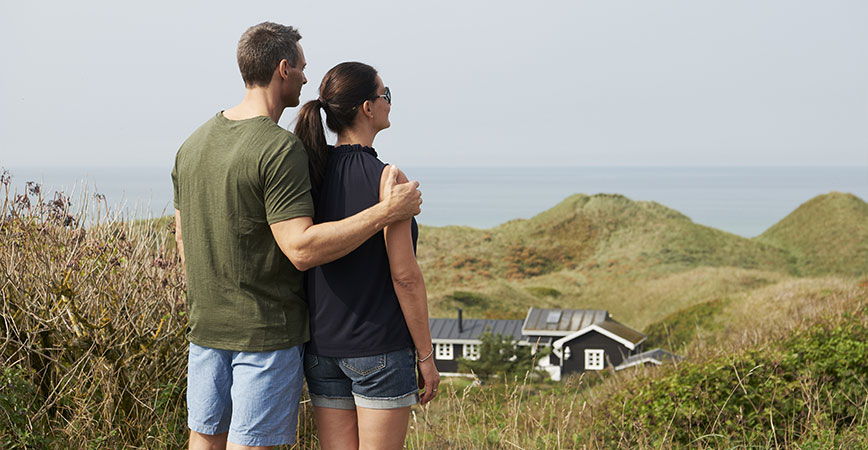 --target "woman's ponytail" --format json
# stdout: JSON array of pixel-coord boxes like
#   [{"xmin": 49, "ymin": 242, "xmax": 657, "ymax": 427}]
[
  {"xmin": 294, "ymin": 100, "xmax": 328, "ymax": 196},
  {"xmin": 294, "ymin": 62, "xmax": 380, "ymax": 196}
]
